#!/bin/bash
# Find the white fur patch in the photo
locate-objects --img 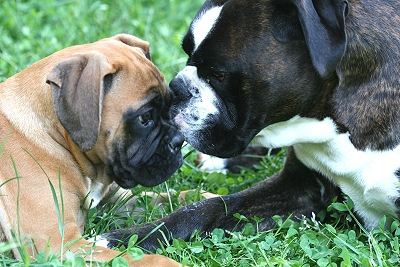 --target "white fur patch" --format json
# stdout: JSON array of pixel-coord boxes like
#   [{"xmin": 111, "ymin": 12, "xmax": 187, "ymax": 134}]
[
  {"xmin": 78, "ymin": 179, "xmax": 108, "ymax": 227},
  {"xmin": 294, "ymin": 134, "xmax": 400, "ymax": 230},
  {"xmin": 197, "ymin": 153, "xmax": 227, "ymax": 173},
  {"xmin": 191, "ymin": 6, "xmax": 223, "ymax": 52},
  {"xmin": 253, "ymin": 115, "xmax": 400, "ymax": 229},
  {"xmin": 87, "ymin": 179, "xmax": 107, "ymax": 209},
  {"xmin": 174, "ymin": 66, "xmax": 219, "ymax": 132},
  {"xmin": 251, "ymin": 116, "xmax": 338, "ymax": 148},
  {"xmin": 87, "ymin": 236, "xmax": 110, "ymax": 248}
]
